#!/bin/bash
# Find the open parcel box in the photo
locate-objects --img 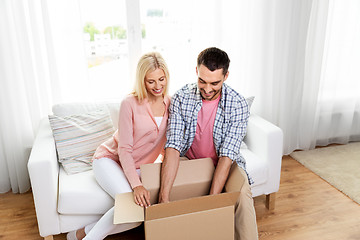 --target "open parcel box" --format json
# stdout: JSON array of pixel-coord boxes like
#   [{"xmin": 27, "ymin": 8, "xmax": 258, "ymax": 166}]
[
  {"xmin": 142, "ymin": 157, "xmax": 216, "ymax": 204},
  {"xmin": 115, "ymin": 191, "xmax": 239, "ymax": 240},
  {"xmin": 114, "ymin": 158, "xmax": 240, "ymax": 240}
]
